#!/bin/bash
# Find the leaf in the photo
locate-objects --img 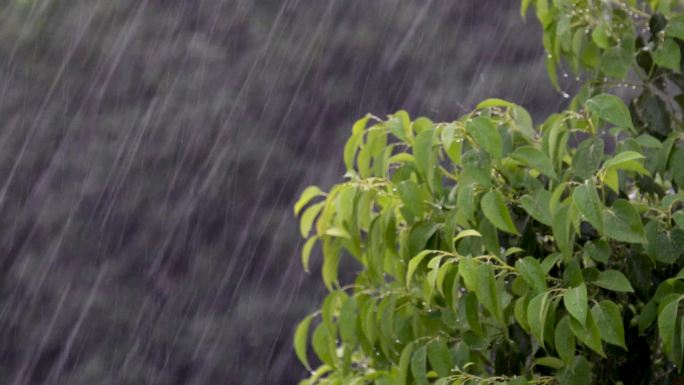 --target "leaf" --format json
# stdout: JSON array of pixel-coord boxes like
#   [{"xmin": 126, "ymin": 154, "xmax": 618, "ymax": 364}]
[
  {"xmin": 645, "ymin": 220, "xmax": 684, "ymax": 264},
  {"xmin": 515, "ymin": 256, "xmax": 548, "ymax": 293},
  {"xmin": 295, "ymin": 186, "xmax": 323, "ymax": 216},
  {"xmin": 413, "ymin": 128, "xmax": 435, "ymax": 190},
  {"xmin": 602, "ymin": 150, "xmax": 646, "ymax": 171},
  {"xmin": 312, "ymin": 322, "xmax": 335, "ymax": 365},
  {"xmin": 410, "ymin": 345, "xmax": 428, "ymax": 385},
  {"xmin": 658, "ymin": 296, "xmax": 683, "ymax": 366},
  {"xmin": 397, "ymin": 180, "xmax": 424, "ymax": 220},
  {"xmin": 474, "ymin": 263, "xmax": 503, "ymax": 322},
  {"xmin": 301, "ymin": 236, "xmax": 318, "ymax": 273},
  {"xmin": 602, "ymin": 199, "xmax": 646, "ymax": 244},
  {"xmin": 520, "ymin": 189, "xmax": 553, "ymax": 226},
  {"xmin": 481, "ymin": 190, "xmax": 520, "ymax": 235},
  {"xmin": 583, "ymin": 239, "xmax": 611, "ymax": 263},
  {"xmin": 564, "ymin": 283, "xmax": 588, "ymax": 325},
  {"xmin": 477, "ymin": 98, "xmax": 515, "ymax": 109},
  {"xmin": 557, "ymin": 356, "xmax": 592, "ymax": 385},
  {"xmin": 511, "ymin": 145, "xmax": 557, "ymax": 179},
  {"xmin": 300, "ymin": 201, "xmax": 325, "ymax": 238},
  {"xmin": 344, "ymin": 131, "xmax": 364, "ymax": 172},
  {"xmin": 555, "ymin": 316, "xmax": 576, "ymax": 364},
  {"xmin": 569, "ymin": 311, "xmax": 605, "ymax": 357},
  {"xmin": 591, "ymin": 300, "xmax": 626, "ymax": 349},
  {"xmin": 339, "ymin": 296, "xmax": 359, "ymax": 345},
  {"xmin": 528, "ymin": 291, "xmax": 551, "ymax": 347},
  {"xmin": 594, "ymin": 270, "xmax": 634, "ymax": 293},
  {"xmin": 398, "ymin": 342, "xmax": 415, "ymax": 385},
  {"xmin": 453, "ymin": 229, "xmax": 481, "ymax": 243},
  {"xmin": 572, "ymin": 180, "xmax": 604, "ymax": 232},
  {"xmin": 294, "ymin": 315, "xmax": 314, "ymax": 369},
  {"xmin": 600, "ymin": 46, "xmax": 632, "ymax": 79},
  {"xmin": 464, "ymin": 292, "xmax": 483, "ymax": 336},
  {"xmin": 586, "ymin": 93, "xmax": 634, "ymax": 131},
  {"xmin": 573, "ymin": 138, "xmax": 604, "ymax": 180},
  {"xmin": 534, "ymin": 356, "xmax": 565, "ymax": 369},
  {"xmin": 427, "ymin": 340, "xmax": 453, "ymax": 377},
  {"xmin": 553, "ymin": 203, "xmax": 574, "ymax": 261},
  {"xmin": 653, "ymin": 38, "xmax": 681, "ymax": 72},
  {"xmin": 466, "ymin": 117, "xmax": 502, "ymax": 159},
  {"xmin": 406, "ymin": 250, "xmax": 437, "ymax": 287},
  {"xmin": 666, "ymin": 15, "xmax": 684, "ymax": 40}
]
